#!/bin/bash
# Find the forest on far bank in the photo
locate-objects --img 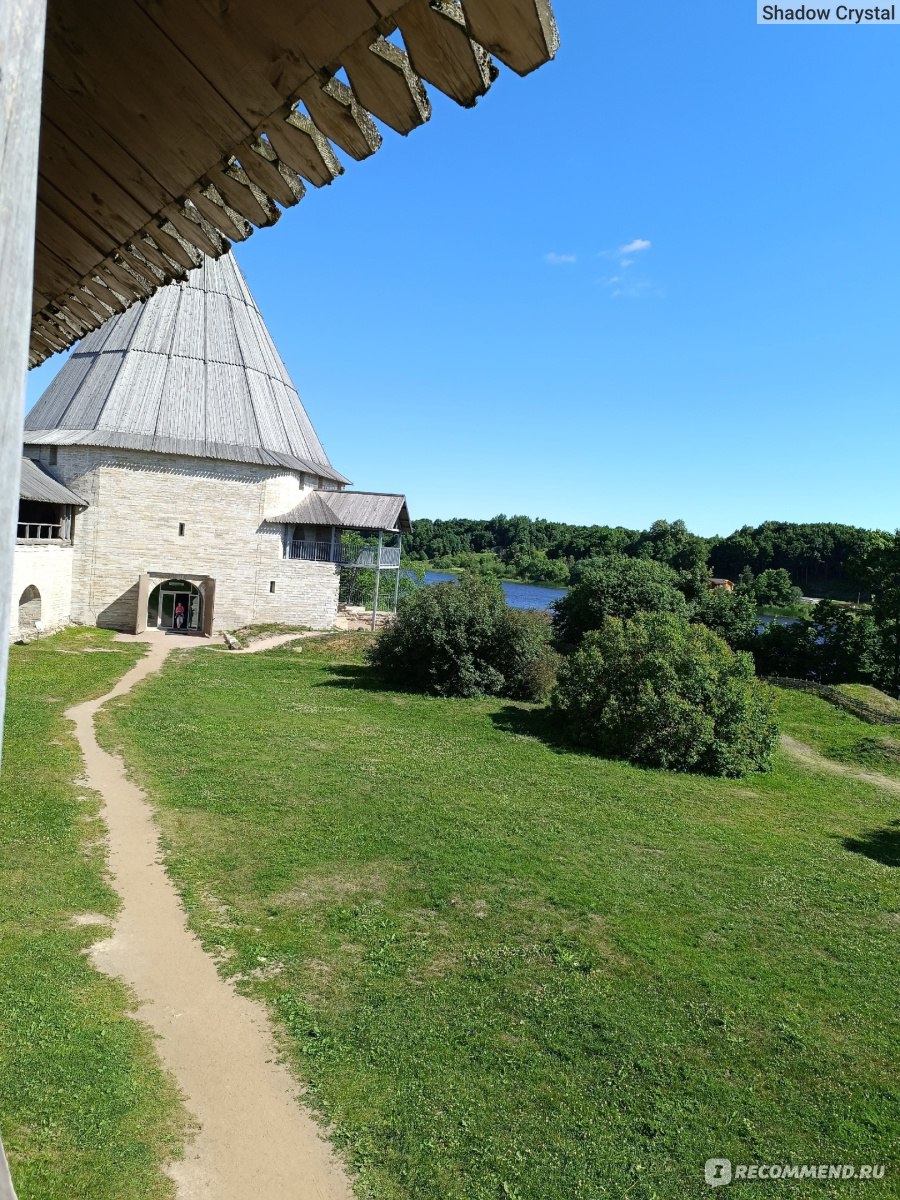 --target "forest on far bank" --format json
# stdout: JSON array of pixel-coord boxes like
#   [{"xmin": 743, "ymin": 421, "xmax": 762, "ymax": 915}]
[{"xmin": 404, "ymin": 516, "xmax": 881, "ymax": 599}]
